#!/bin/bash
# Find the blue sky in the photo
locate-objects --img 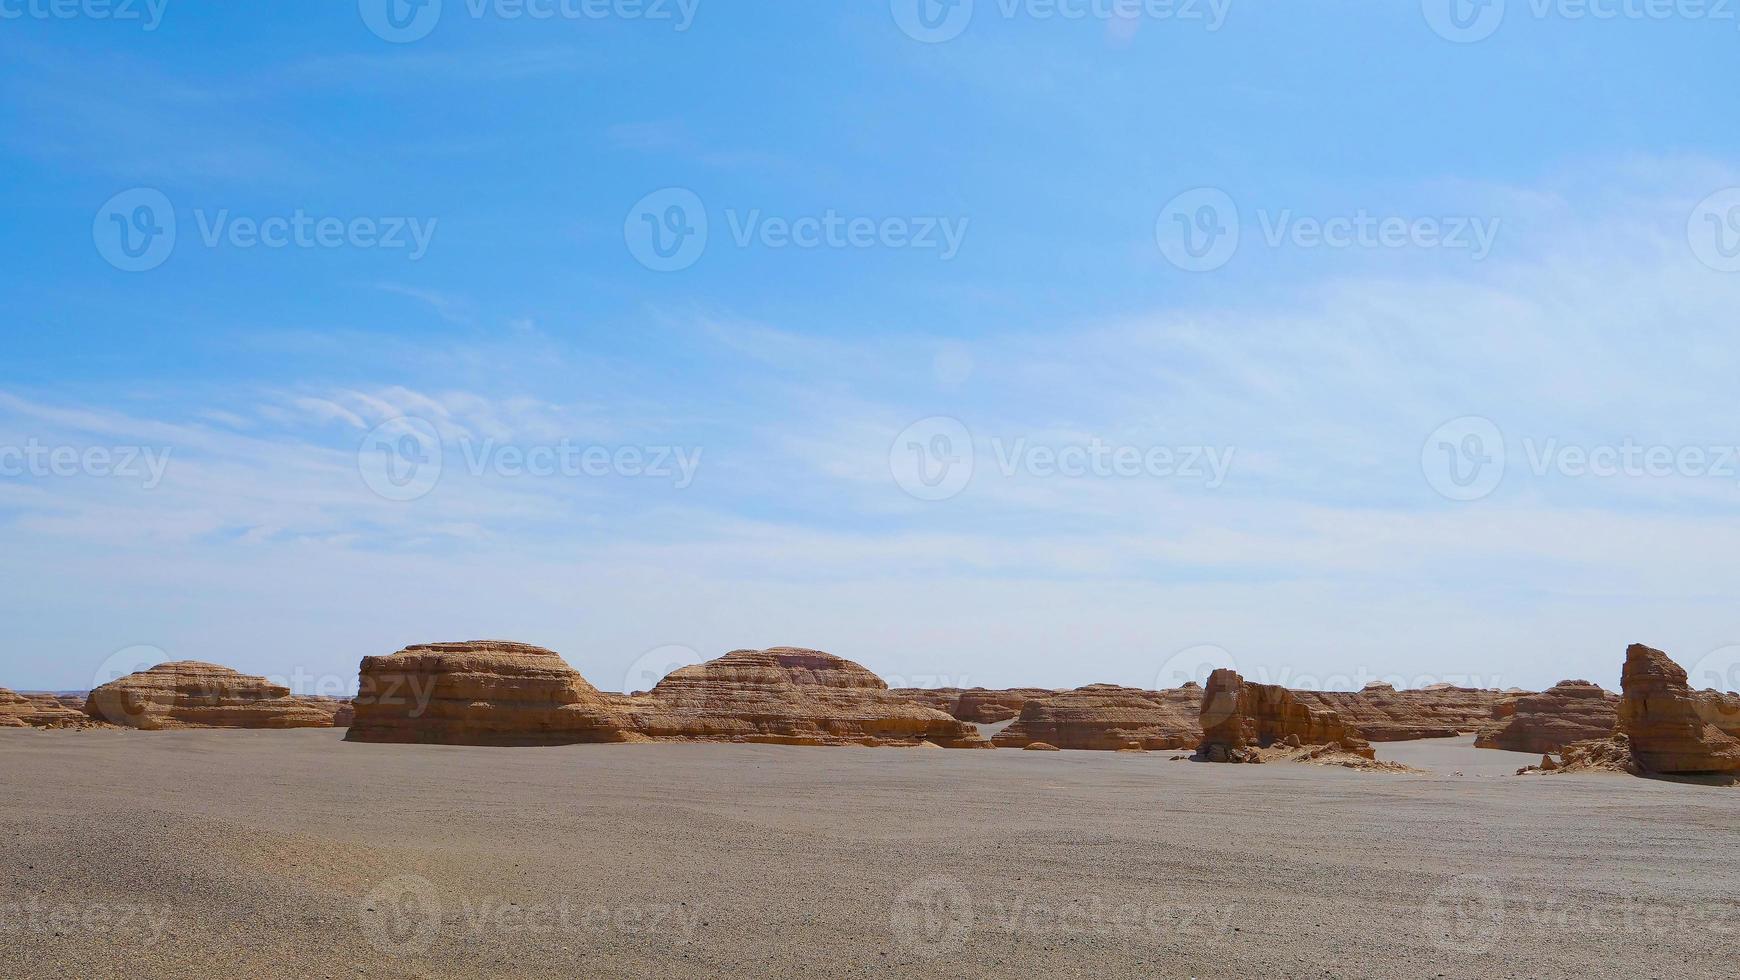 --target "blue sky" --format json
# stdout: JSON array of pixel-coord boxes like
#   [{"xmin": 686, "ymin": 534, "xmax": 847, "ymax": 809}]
[{"xmin": 4, "ymin": 1, "xmax": 1740, "ymax": 695}]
